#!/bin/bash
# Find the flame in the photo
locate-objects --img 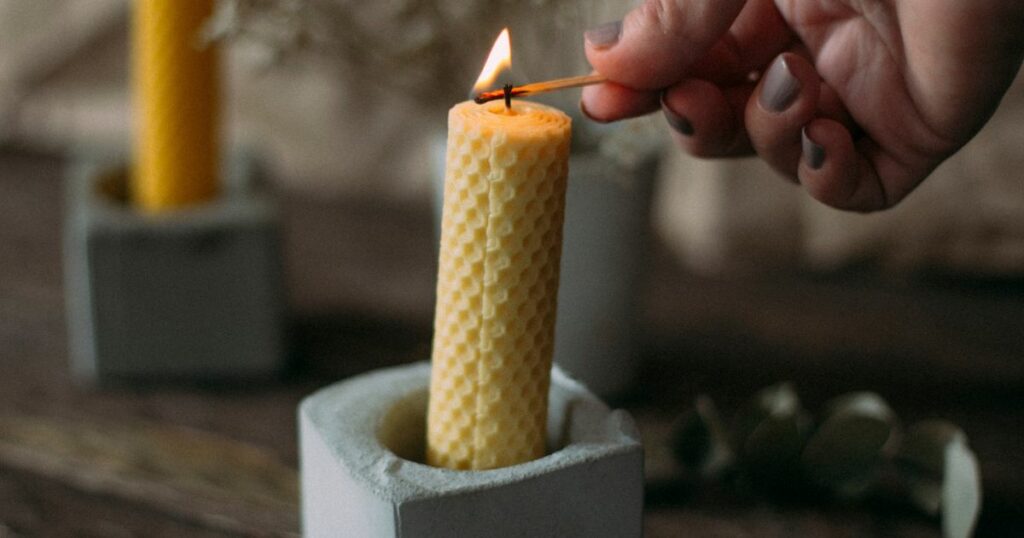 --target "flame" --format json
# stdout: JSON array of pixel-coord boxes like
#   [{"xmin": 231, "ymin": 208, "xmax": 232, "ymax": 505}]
[{"xmin": 473, "ymin": 28, "xmax": 511, "ymax": 92}]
